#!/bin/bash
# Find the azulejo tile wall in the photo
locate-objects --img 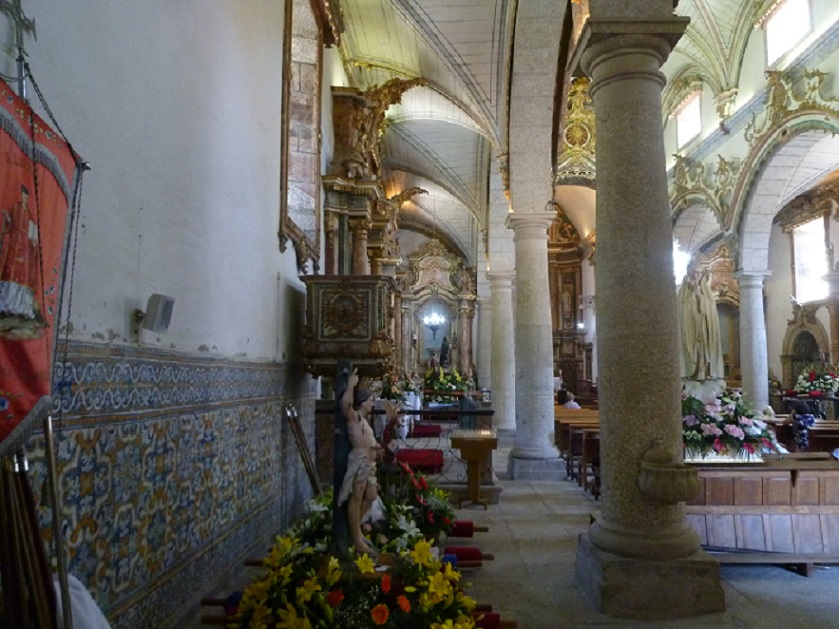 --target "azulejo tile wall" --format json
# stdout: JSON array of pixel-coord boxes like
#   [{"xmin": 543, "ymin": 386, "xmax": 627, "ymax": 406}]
[{"xmin": 26, "ymin": 341, "xmax": 317, "ymax": 628}]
